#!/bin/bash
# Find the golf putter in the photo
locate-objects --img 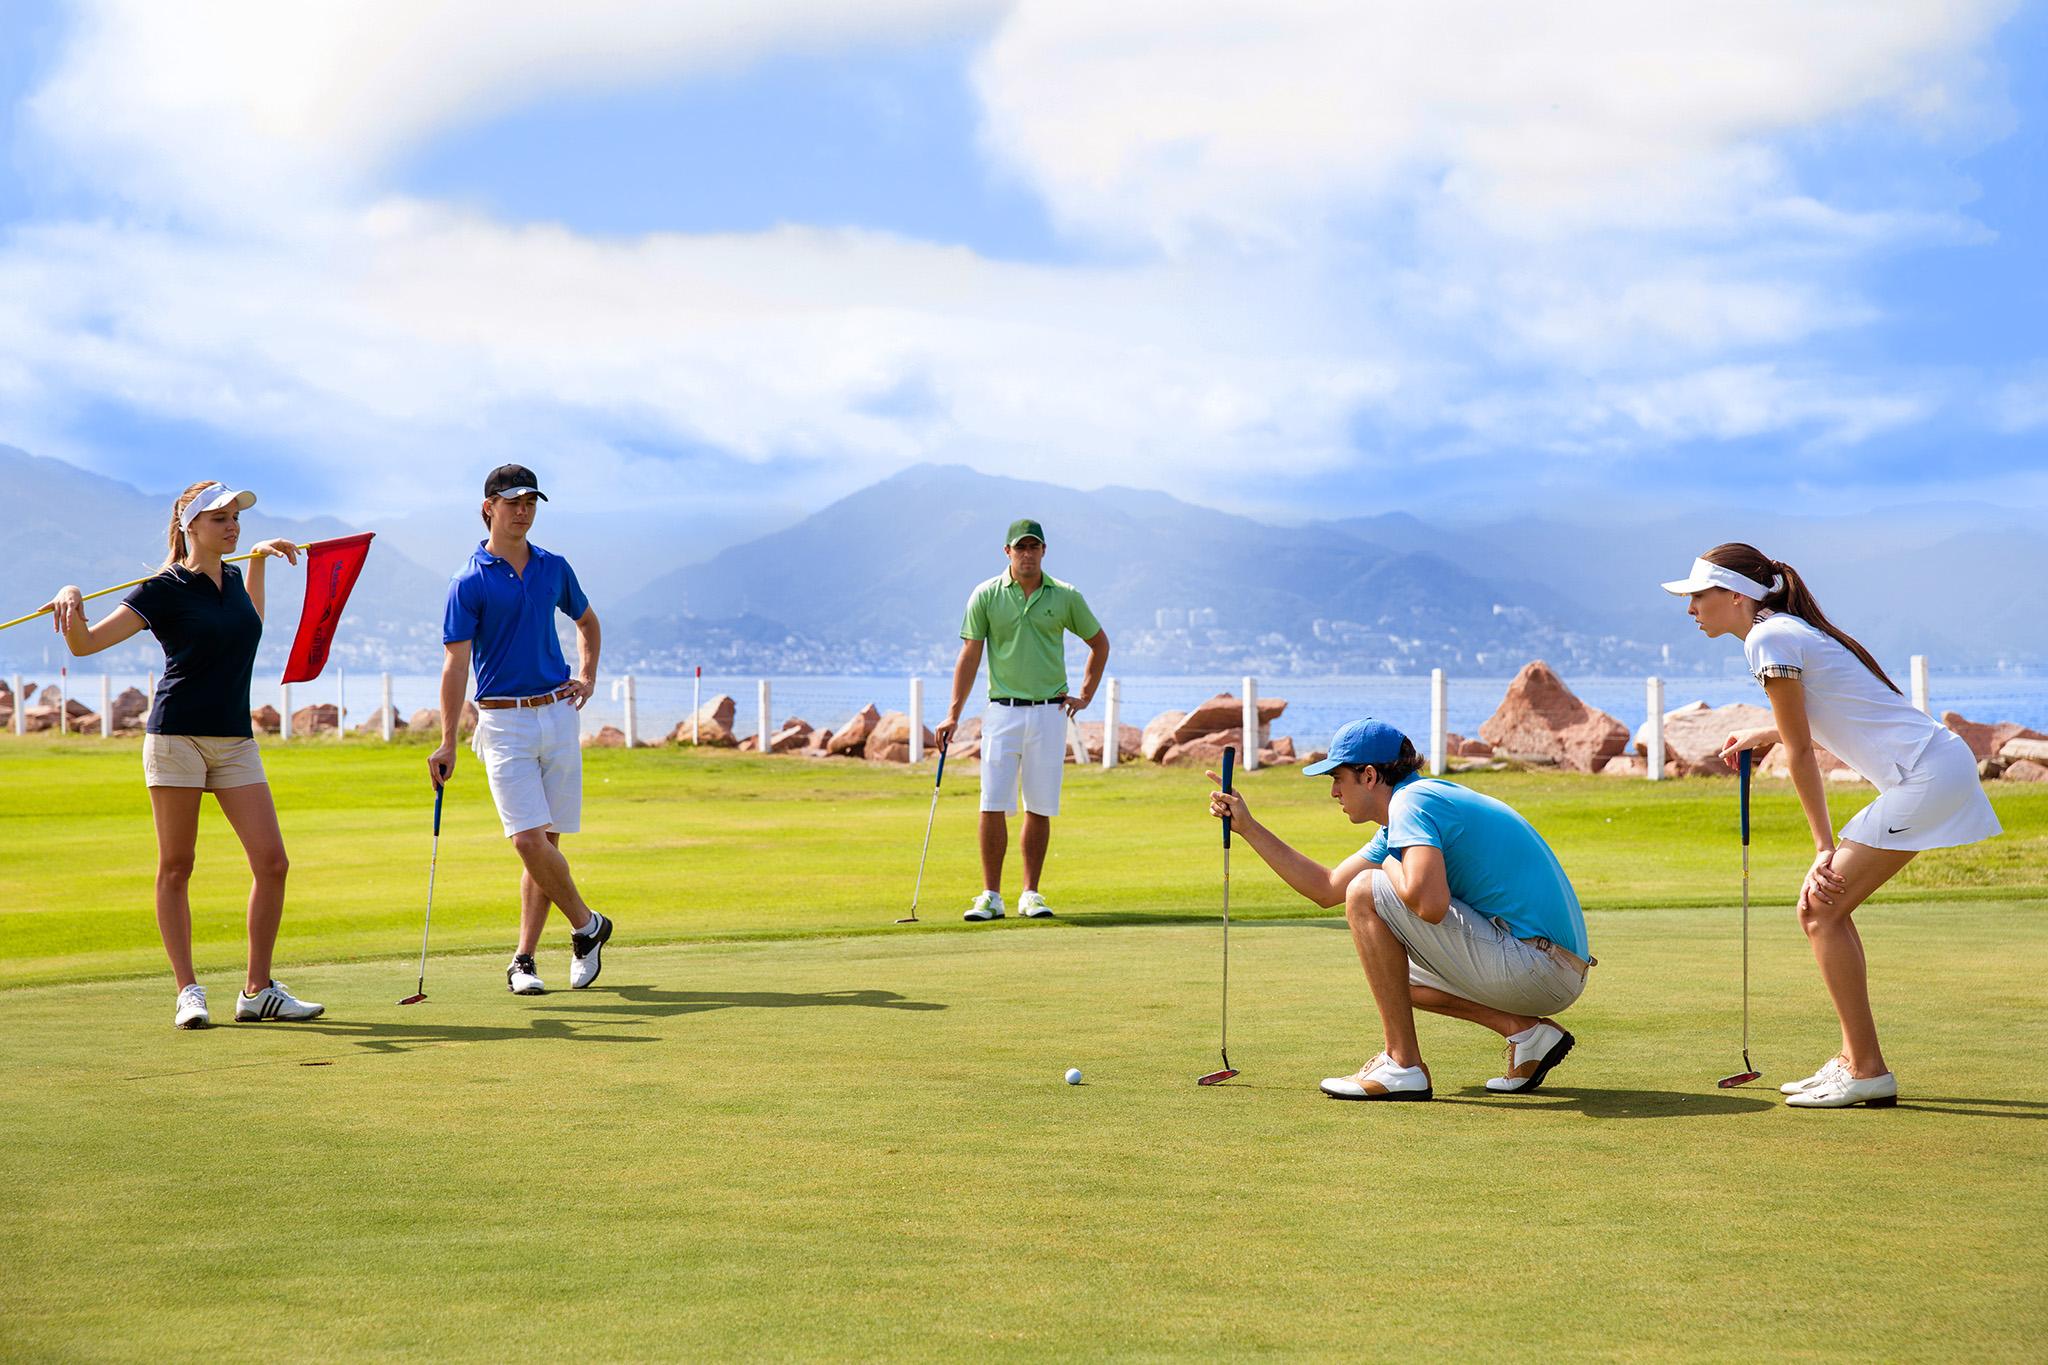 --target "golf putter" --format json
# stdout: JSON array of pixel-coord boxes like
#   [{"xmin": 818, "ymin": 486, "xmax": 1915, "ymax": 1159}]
[
  {"xmin": 1199, "ymin": 746, "xmax": 1240, "ymax": 1086},
  {"xmin": 398, "ymin": 781, "xmax": 445, "ymax": 1005},
  {"xmin": 1718, "ymin": 749, "xmax": 1761, "ymax": 1087},
  {"xmin": 897, "ymin": 736, "xmax": 950, "ymax": 923}
]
